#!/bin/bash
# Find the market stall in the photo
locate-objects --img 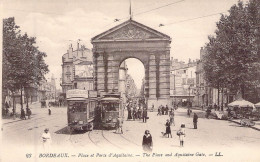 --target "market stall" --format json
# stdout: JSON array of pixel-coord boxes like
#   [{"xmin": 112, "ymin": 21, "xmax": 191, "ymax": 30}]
[{"xmin": 227, "ymin": 98, "xmax": 256, "ymax": 119}]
